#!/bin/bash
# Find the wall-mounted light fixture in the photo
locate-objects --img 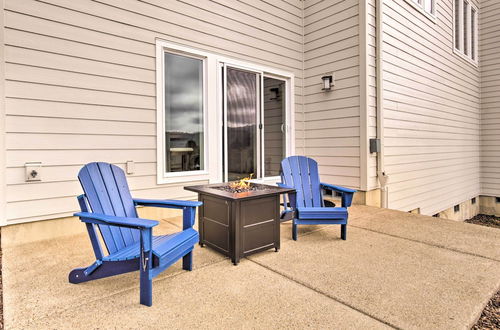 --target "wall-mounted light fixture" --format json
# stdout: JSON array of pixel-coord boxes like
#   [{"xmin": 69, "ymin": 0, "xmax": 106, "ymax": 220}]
[
  {"xmin": 321, "ymin": 74, "xmax": 334, "ymax": 91},
  {"xmin": 269, "ymin": 87, "xmax": 281, "ymax": 101}
]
